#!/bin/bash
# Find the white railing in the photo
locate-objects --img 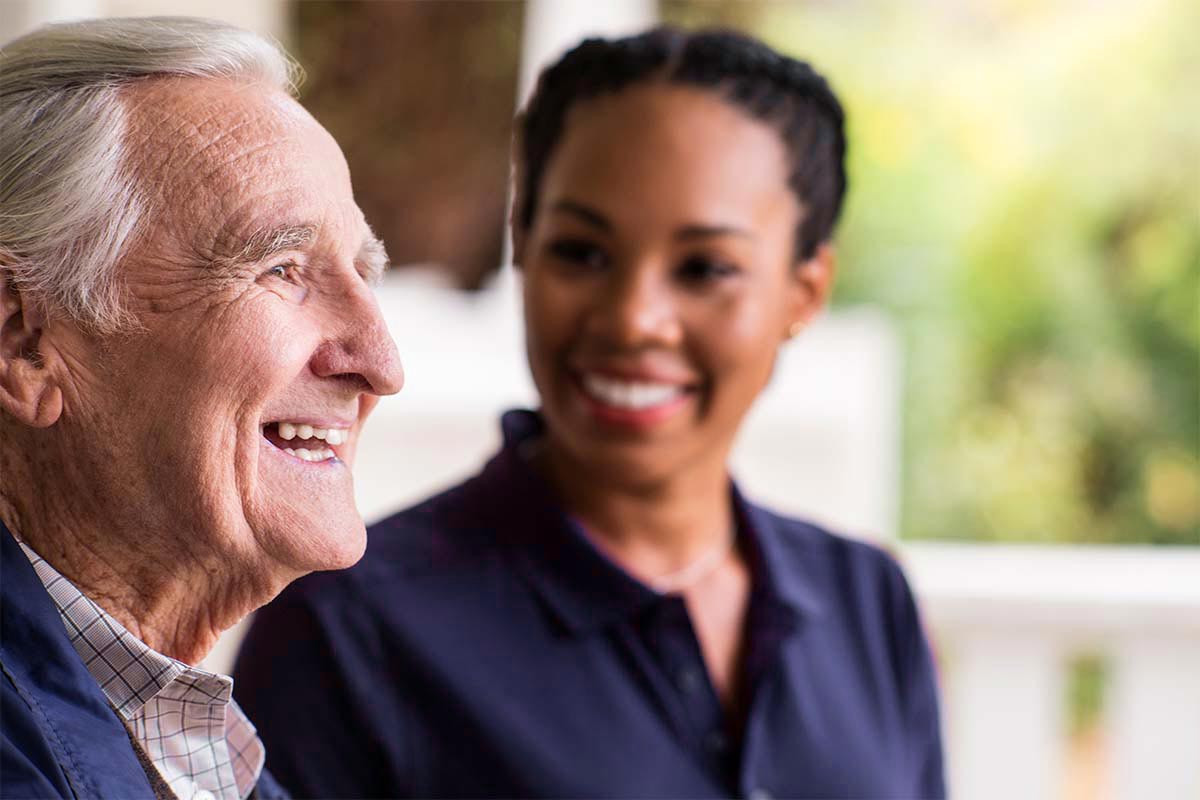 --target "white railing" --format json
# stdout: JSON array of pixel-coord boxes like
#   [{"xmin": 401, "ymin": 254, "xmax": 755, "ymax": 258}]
[{"xmin": 903, "ymin": 543, "xmax": 1200, "ymax": 800}]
